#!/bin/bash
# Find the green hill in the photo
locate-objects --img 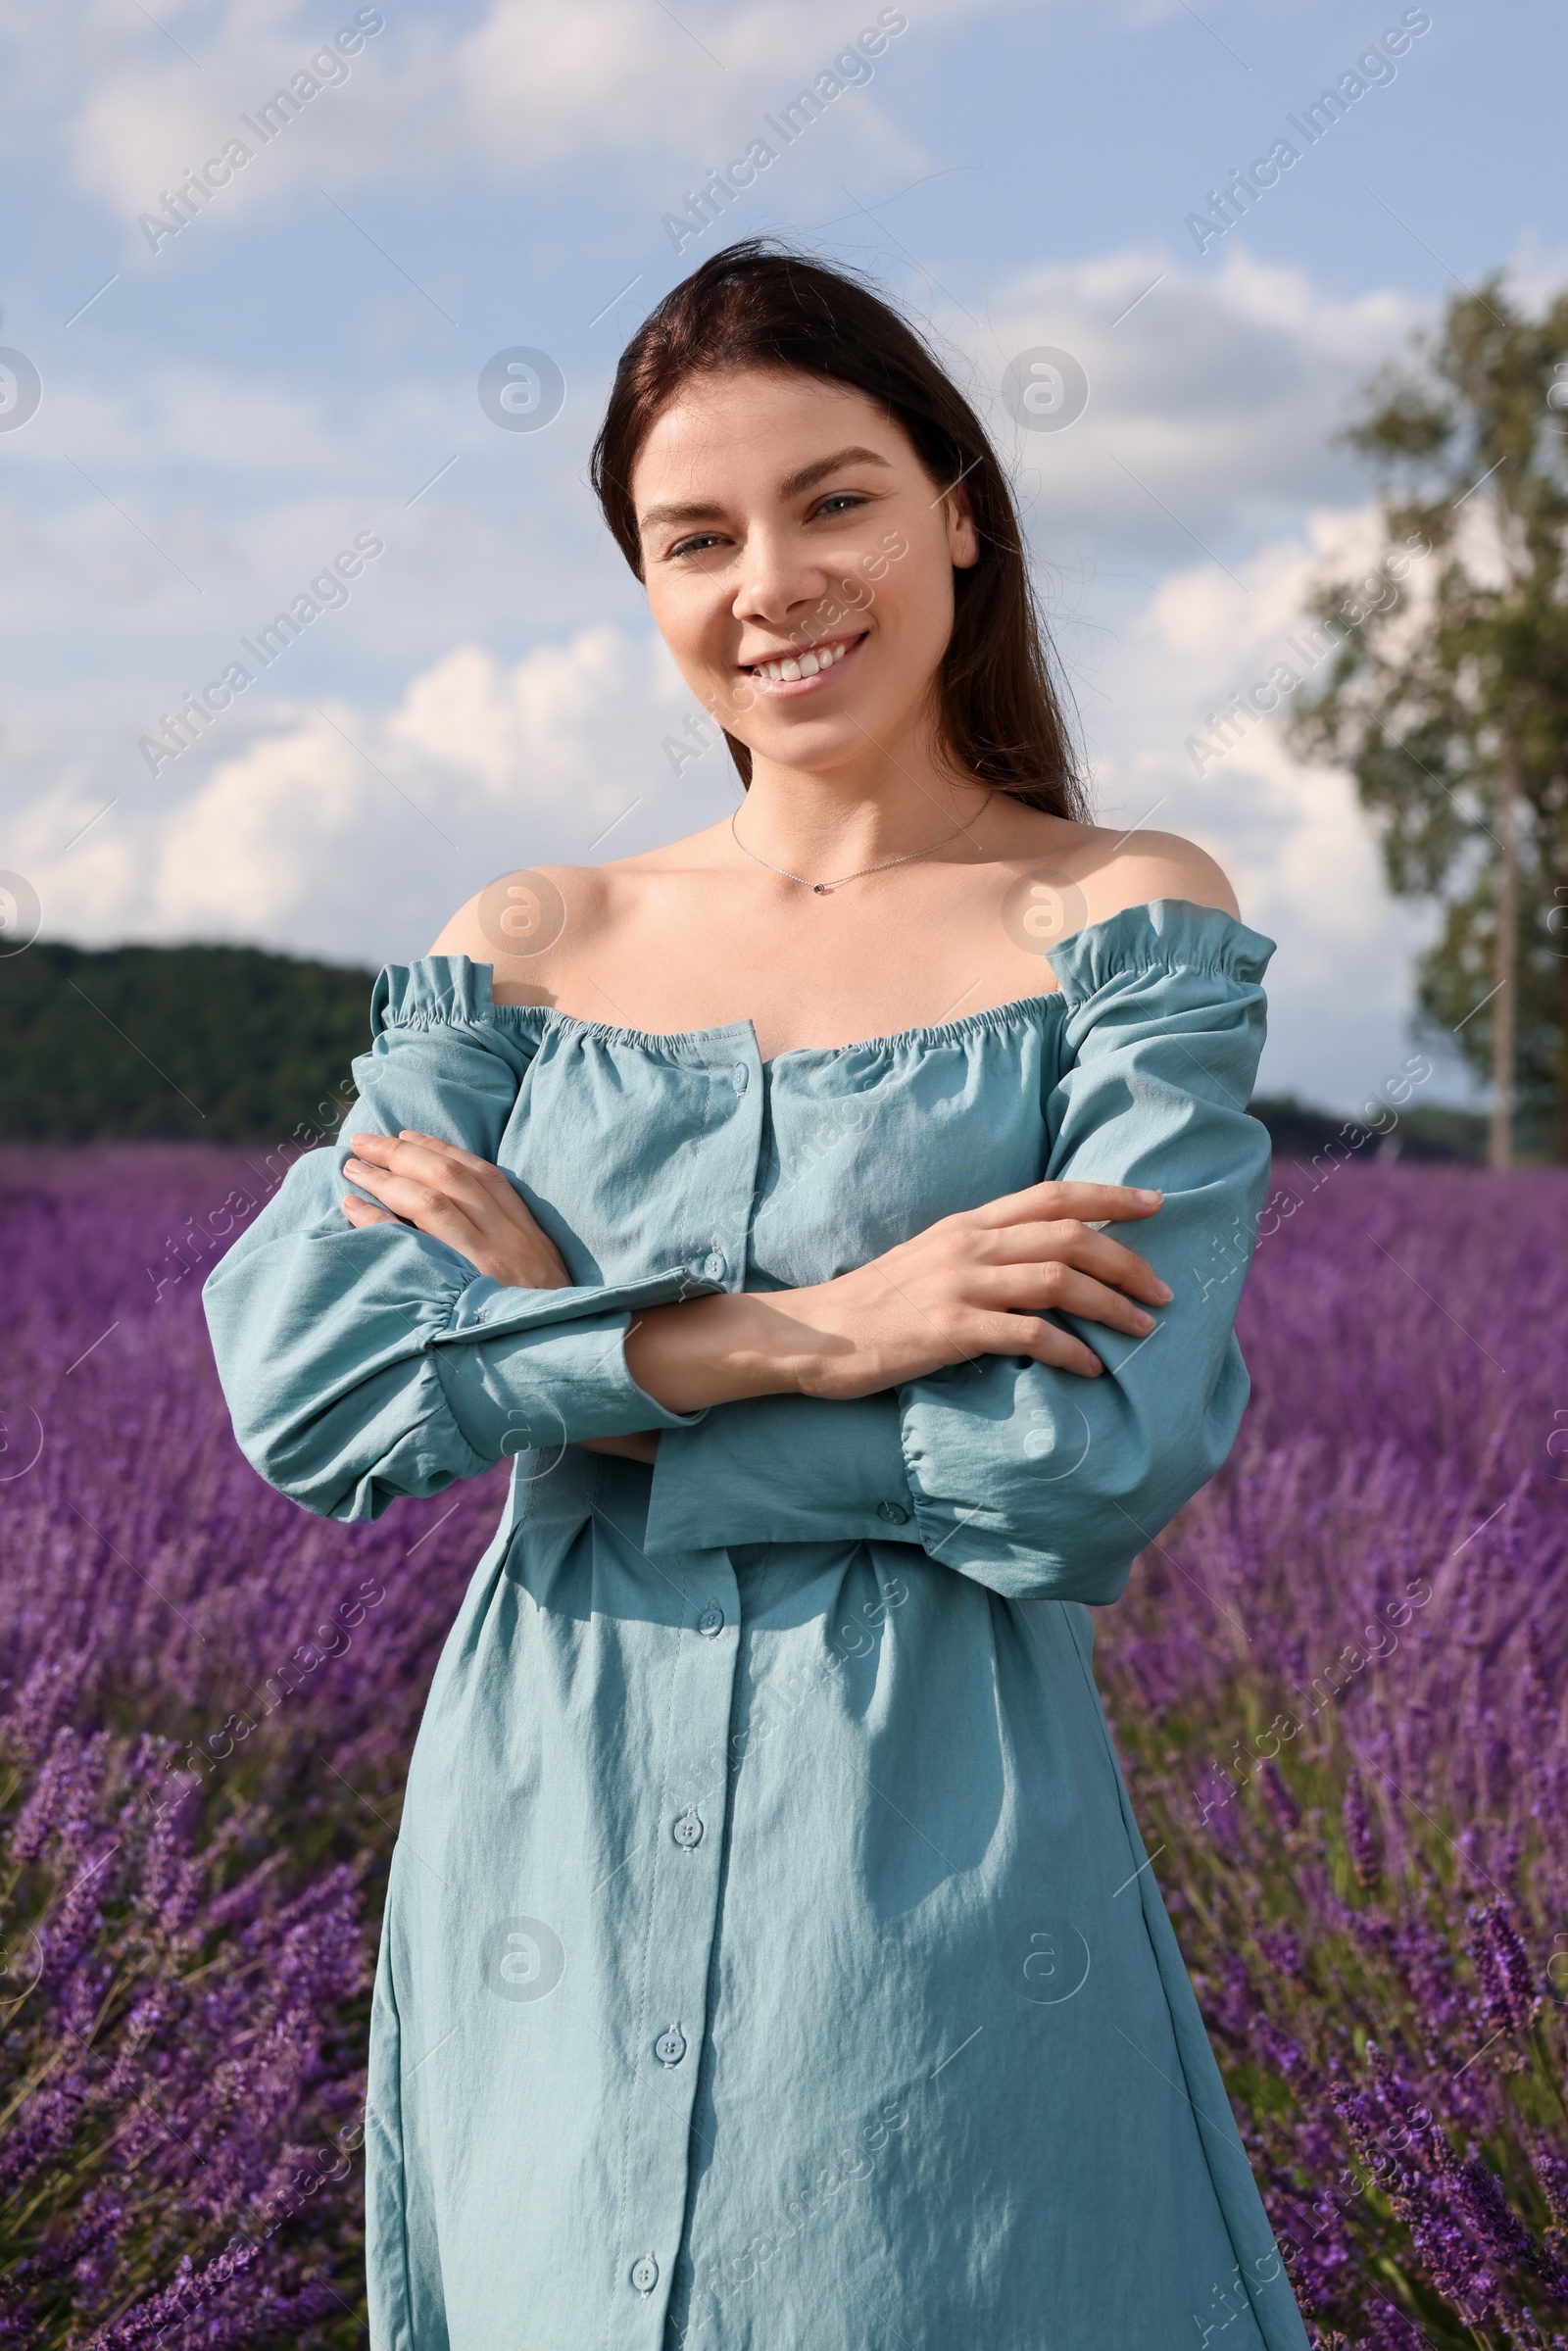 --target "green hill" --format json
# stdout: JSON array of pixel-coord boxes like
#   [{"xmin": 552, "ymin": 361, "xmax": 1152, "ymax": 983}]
[
  {"xmin": 1, "ymin": 942, "xmax": 1506, "ymax": 1156},
  {"xmin": 0, "ymin": 943, "xmax": 377, "ymax": 1141}
]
